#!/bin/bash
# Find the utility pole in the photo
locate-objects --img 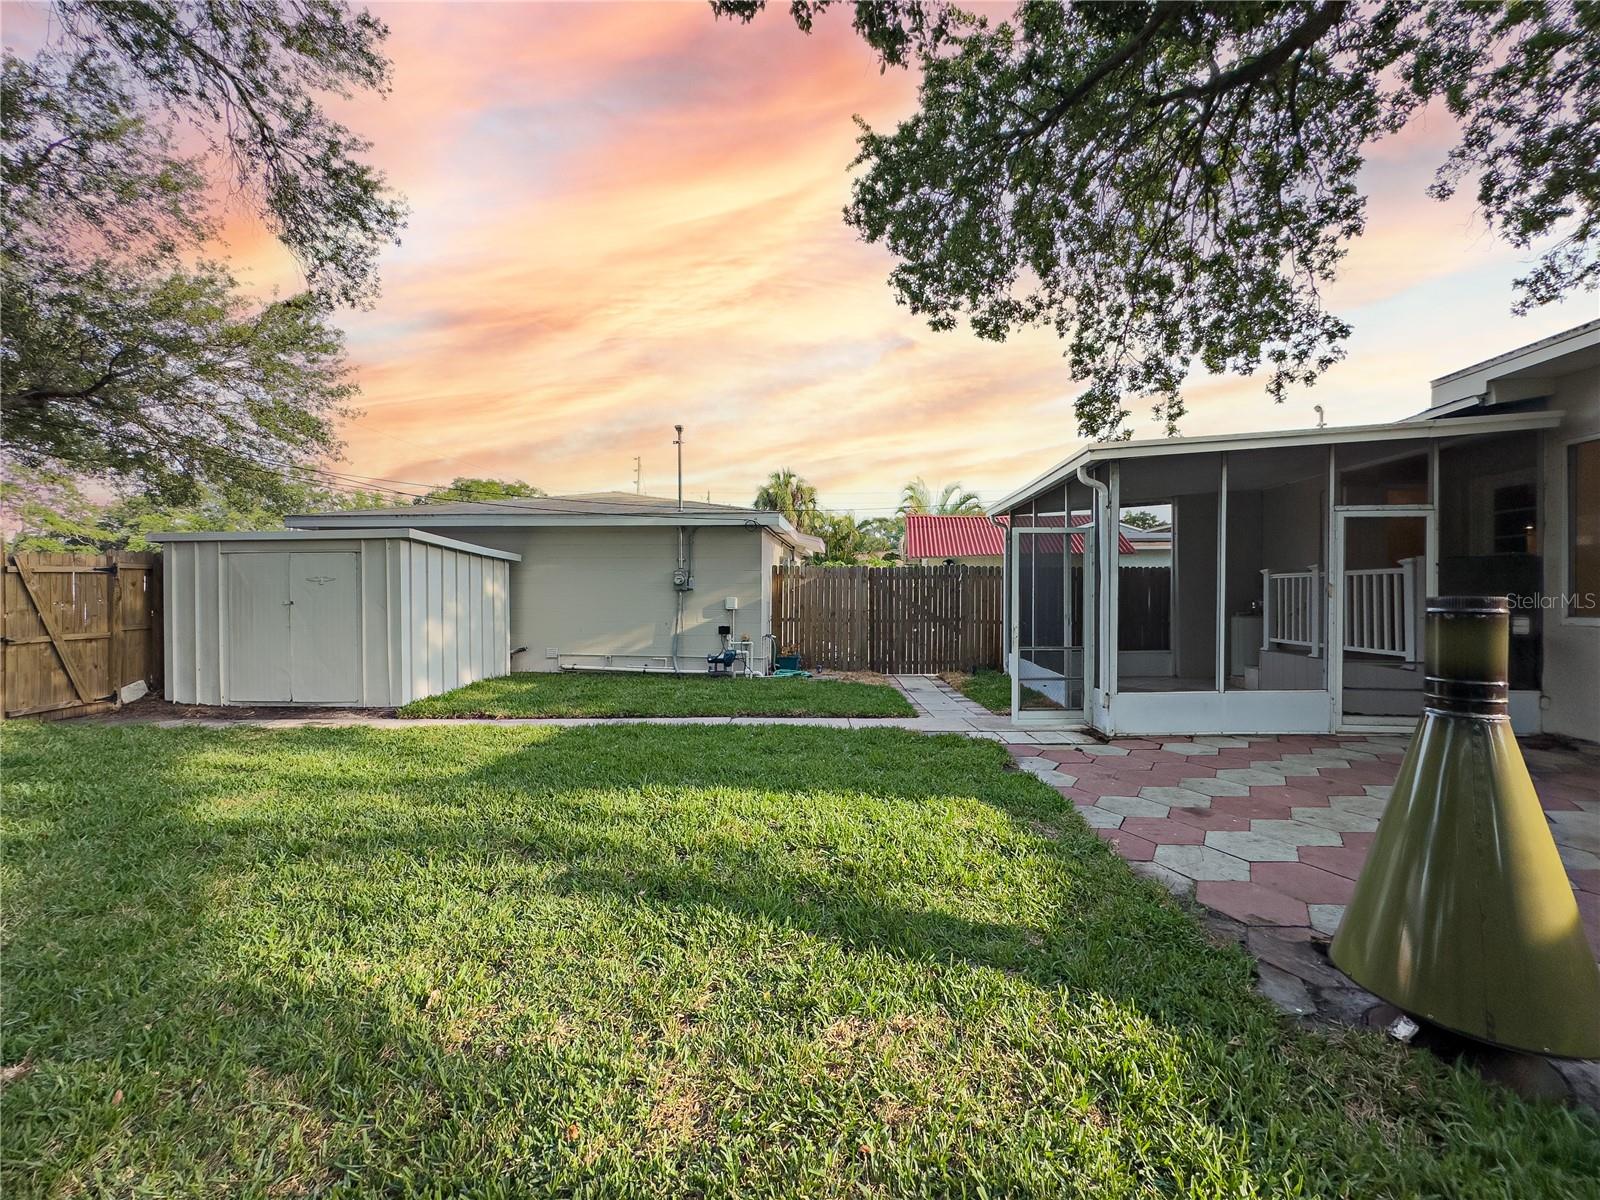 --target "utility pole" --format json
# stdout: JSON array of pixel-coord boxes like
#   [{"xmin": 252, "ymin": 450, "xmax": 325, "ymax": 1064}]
[
  {"xmin": 632, "ymin": 456, "xmax": 641, "ymax": 494},
  {"xmin": 674, "ymin": 425, "xmax": 684, "ymax": 511}
]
